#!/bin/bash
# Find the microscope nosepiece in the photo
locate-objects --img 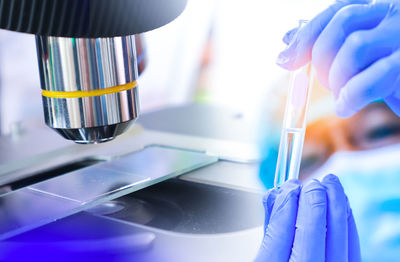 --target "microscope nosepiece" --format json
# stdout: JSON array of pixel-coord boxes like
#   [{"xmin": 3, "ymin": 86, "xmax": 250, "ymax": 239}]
[{"xmin": 37, "ymin": 35, "xmax": 140, "ymax": 144}]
